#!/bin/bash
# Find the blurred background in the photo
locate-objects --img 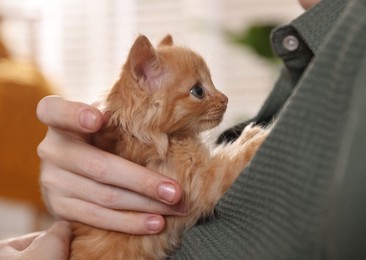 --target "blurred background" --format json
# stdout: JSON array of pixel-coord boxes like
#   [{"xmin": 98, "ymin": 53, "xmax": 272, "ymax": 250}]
[{"xmin": 0, "ymin": 0, "xmax": 302, "ymax": 239}]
